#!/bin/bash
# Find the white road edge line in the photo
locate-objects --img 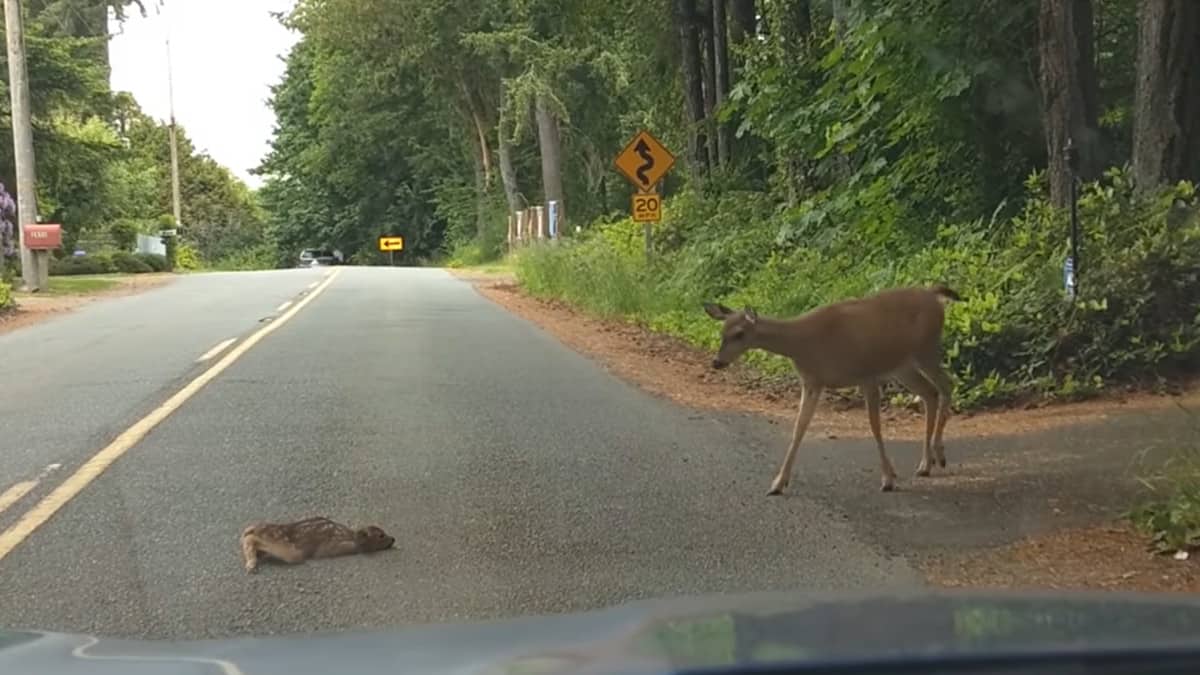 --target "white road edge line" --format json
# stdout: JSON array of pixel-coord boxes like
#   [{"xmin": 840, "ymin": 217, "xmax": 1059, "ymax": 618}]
[
  {"xmin": 275, "ymin": 300, "xmax": 293, "ymax": 313},
  {"xmin": 306, "ymin": 281, "xmax": 318, "ymax": 290},
  {"xmin": 0, "ymin": 270, "xmax": 341, "ymax": 562},
  {"xmin": 196, "ymin": 338, "xmax": 238, "ymax": 363}
]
